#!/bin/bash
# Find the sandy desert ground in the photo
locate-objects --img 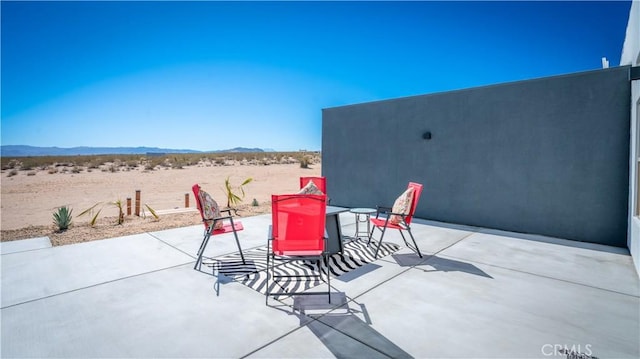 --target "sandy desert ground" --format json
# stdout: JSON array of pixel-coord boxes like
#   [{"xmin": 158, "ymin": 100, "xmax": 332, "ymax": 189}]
[{"xmin": 1, "ymin": 161, "xmax": 321, "ymax": 245}]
